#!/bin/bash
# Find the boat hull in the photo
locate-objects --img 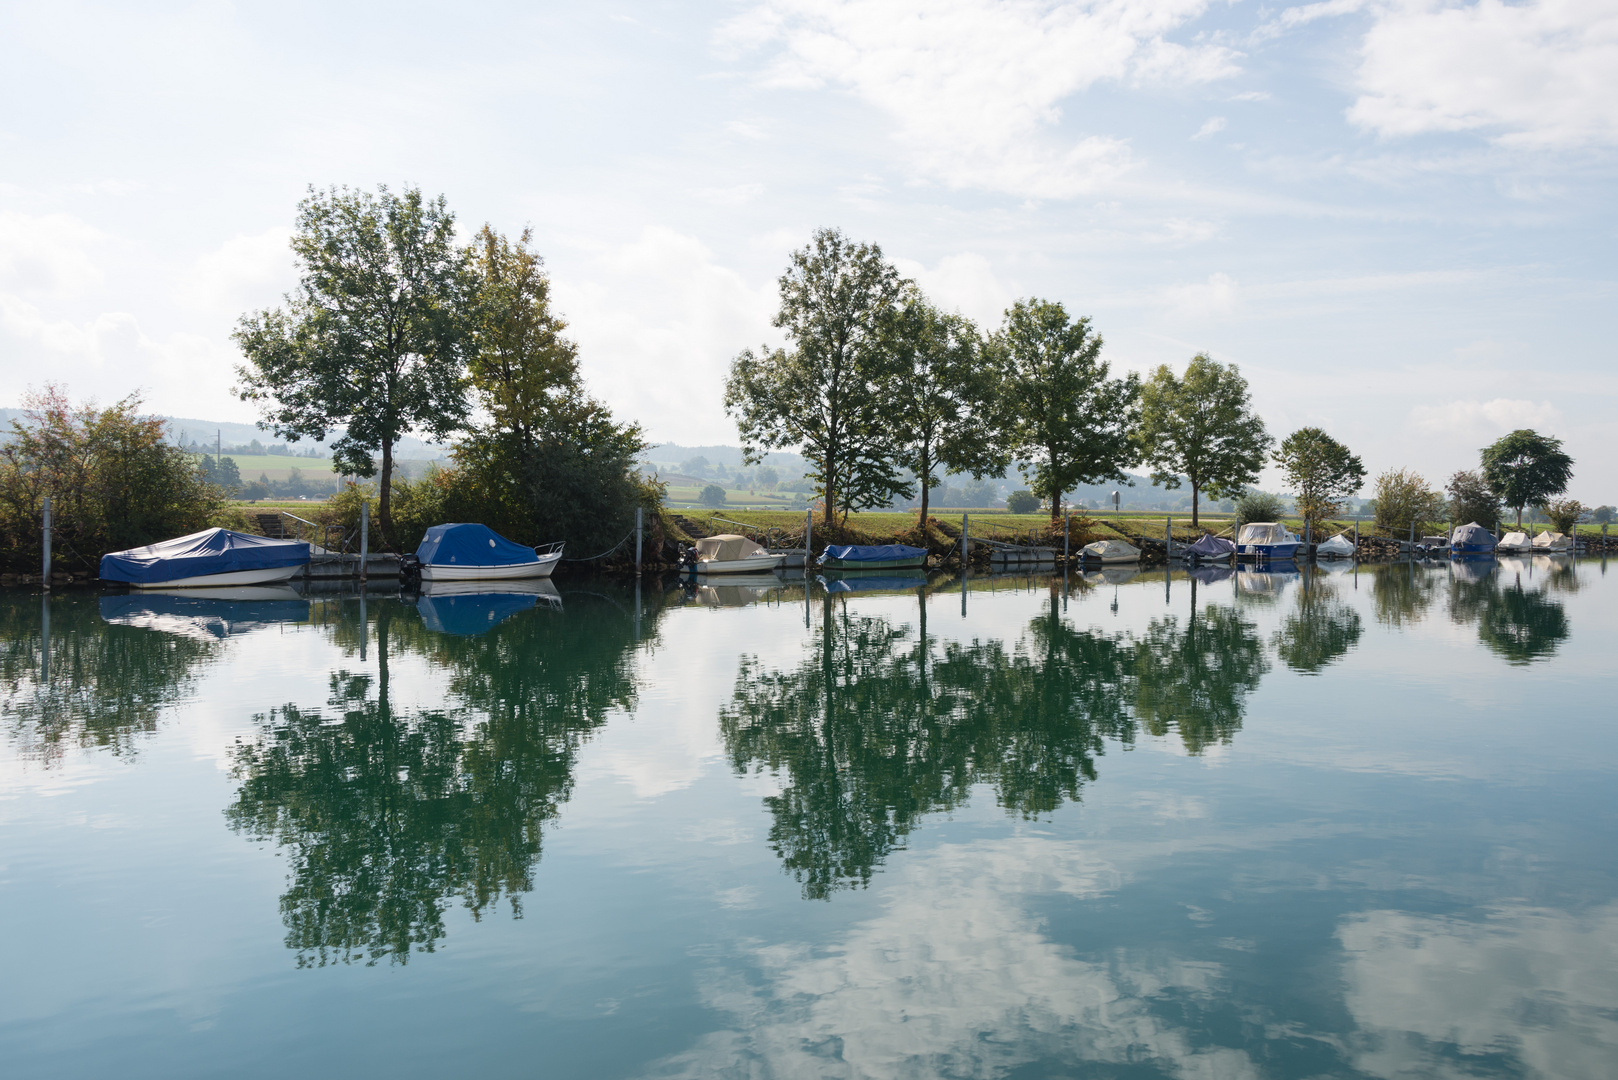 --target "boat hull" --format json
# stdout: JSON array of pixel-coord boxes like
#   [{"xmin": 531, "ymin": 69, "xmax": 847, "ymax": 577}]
[
  {"xmin": 420, "ymin": 551, "xmax": 562, "ymax": 581},
  {"xmin": 820, "ymin": 556, "xmax": 928, "ymax": 571},
  {"xmin": 1237, "ymin": 543, "xmax": 1302, "ymax": 560},
  {"xmin": 1451, "ymin": 543, "xmax": 1496, "ymax": 554},
  {"xmin": 695, "ymin": 554, "xmax": 788, "ymax": 574},
  {"xmin": 130, "ymin": 564, "xmax": 302, "ymax": 589},
  {"xmin": 1081, "ymin": 553, "xmax": 1140, "ymax": 565}
]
